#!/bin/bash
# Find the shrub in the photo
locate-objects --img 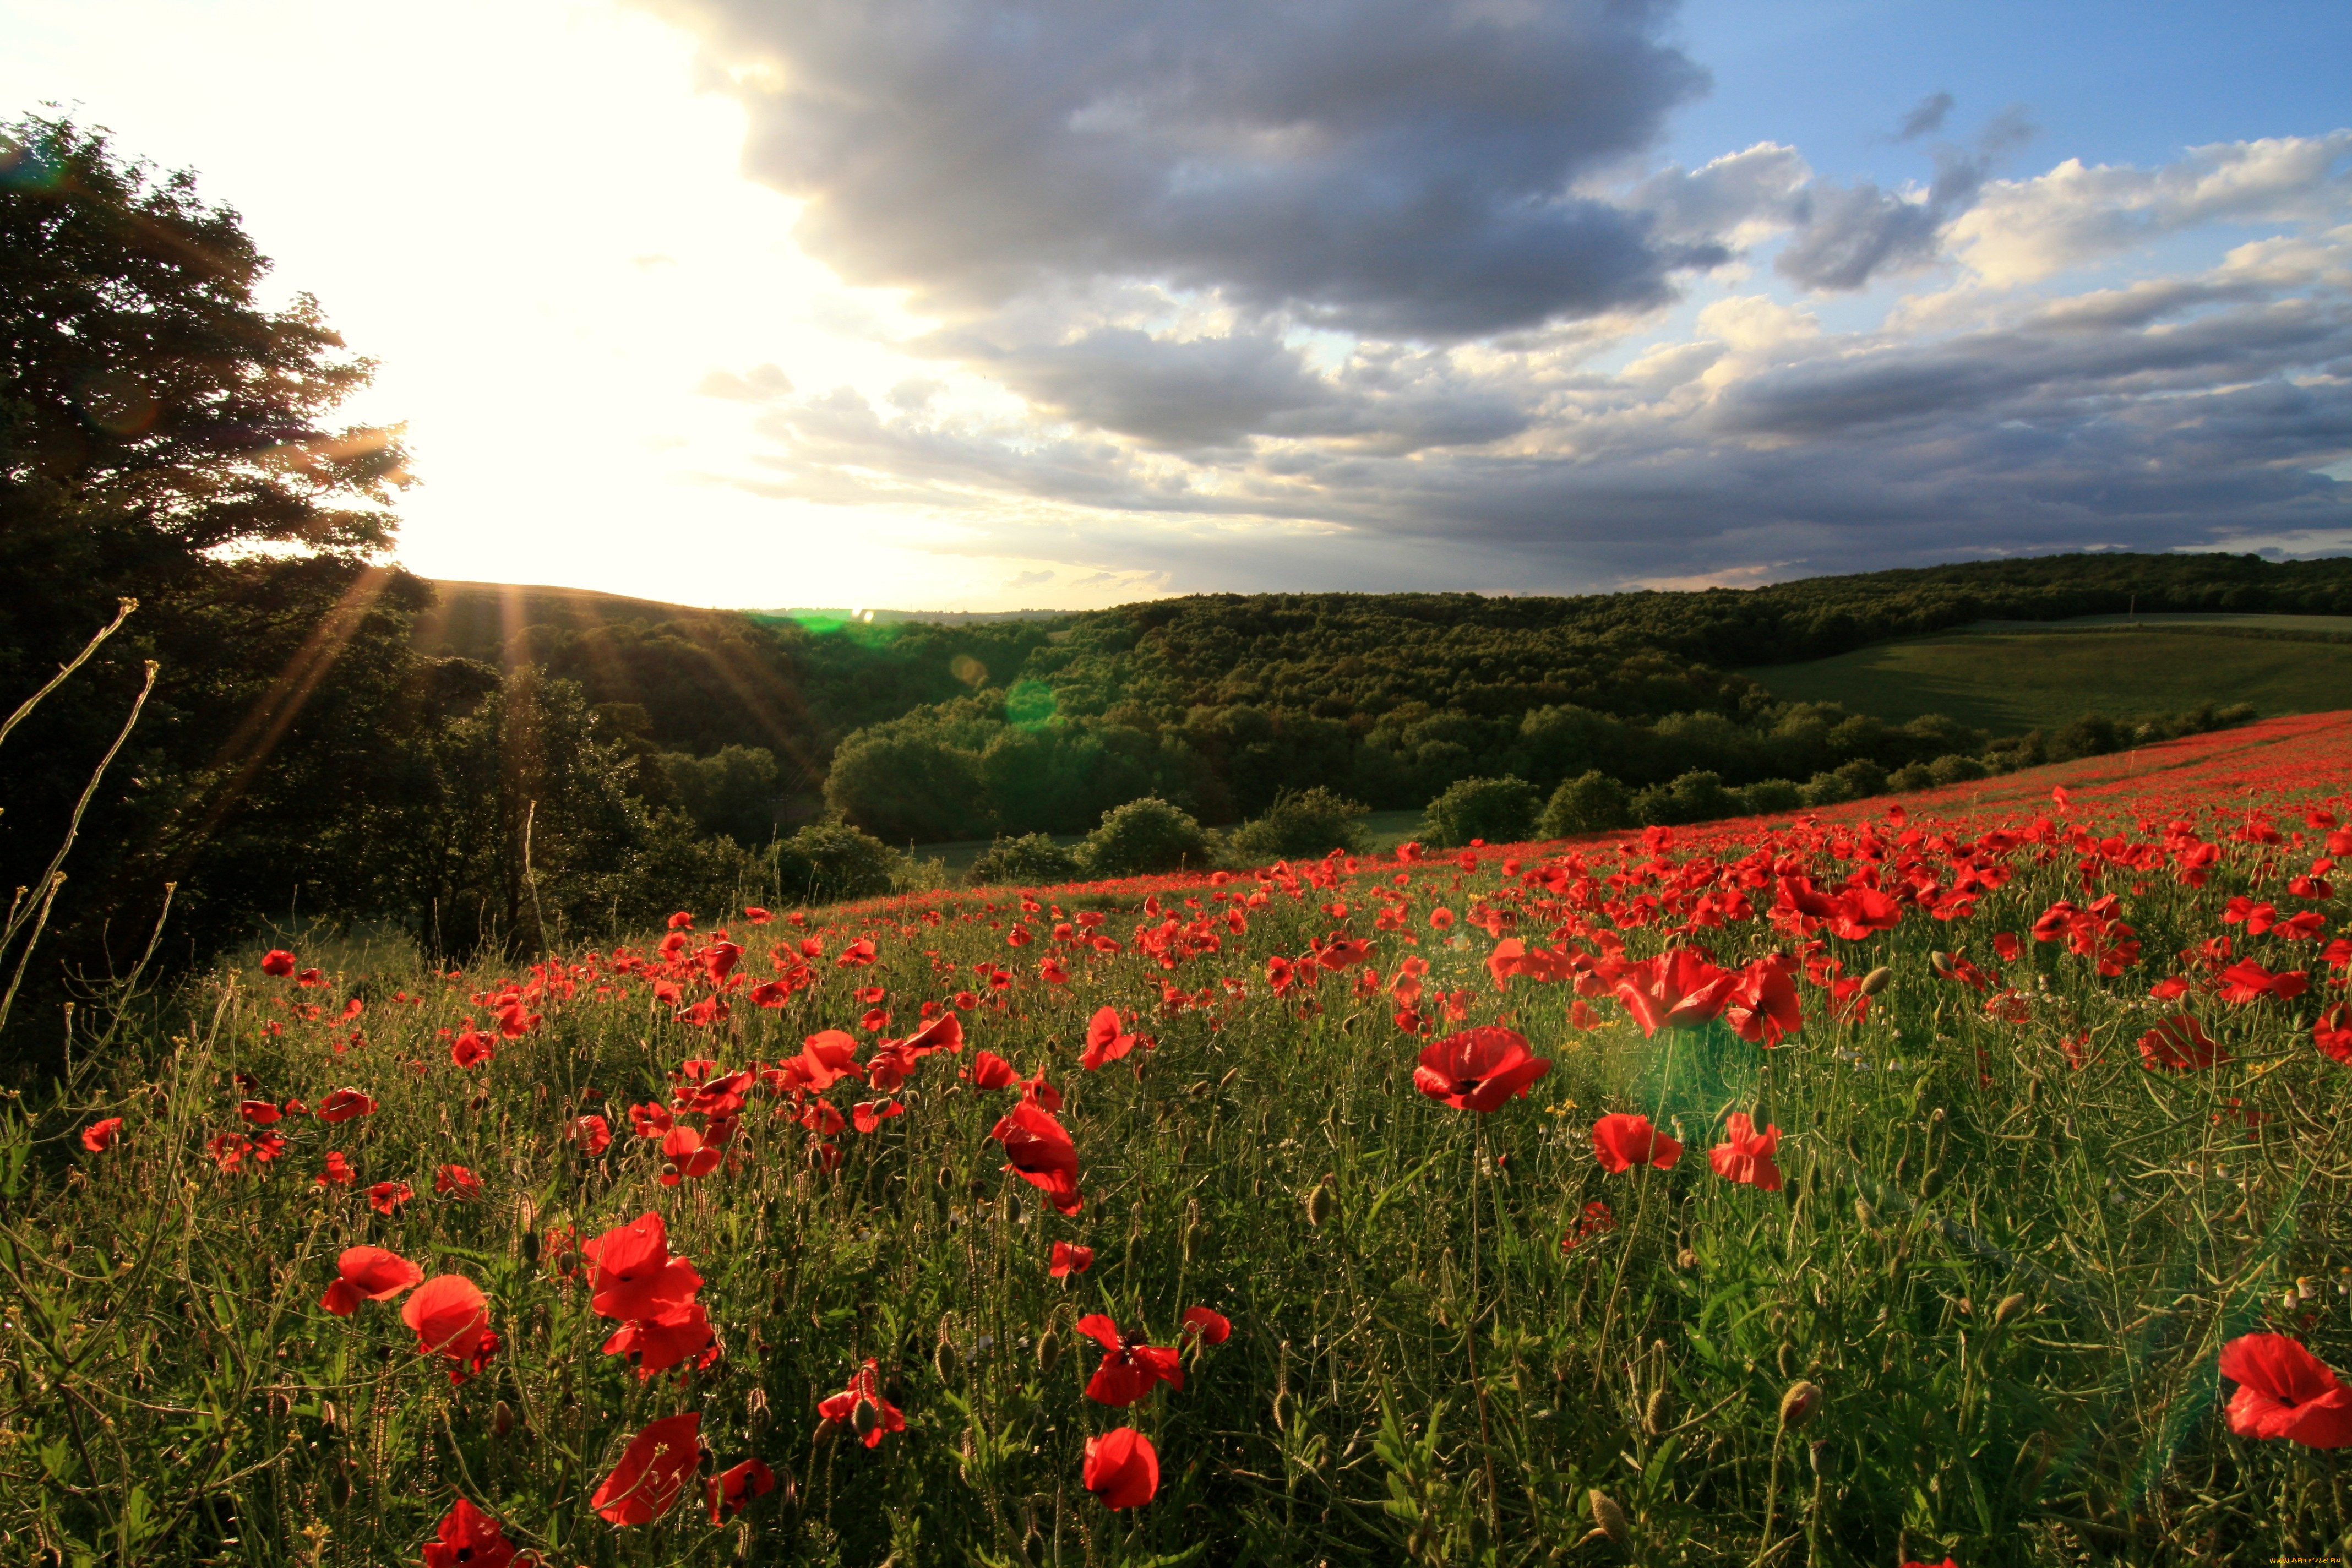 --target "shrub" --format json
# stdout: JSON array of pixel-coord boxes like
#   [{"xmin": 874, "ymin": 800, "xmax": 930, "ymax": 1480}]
[
  {"xmin": 1225, "ymin": 787, "xmax": 1370, "ymax": 861},
  {"xmin": 1539, "ymin": 771, "xmax": 1632, "ymax": 837},
  {"xmin": 1420, "ymin": 774, "xmax": 1540, "ymax": 848},
  {"xmin": 1736, "ymin": 777, "xmax": 1803, "ymax": 815},
  {"xmin": 1886, "ymin": 762, "xmax": 1935, "ymax": 792},
  {"xmin": 968, "ymin": 832, "xmax": 1084, "ymax": 886},
  {"xmin": 1928, "ymin": 752, "xmax": 1988, "ymax": 785},
  {"xmin": 1080, "ymin": 797, "xmax": 1209, "ymax": 877},
  {"xmin": 774, "ymin": 818, "xmax": 901, "ymax": 906},
  {"xmin": 1832, "ymin": 758, "xmax": 1888, "ymax": 798},
  {"xmin": 1799, "ymin": 771, "xmax": 1854, "ymax": 808}
]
